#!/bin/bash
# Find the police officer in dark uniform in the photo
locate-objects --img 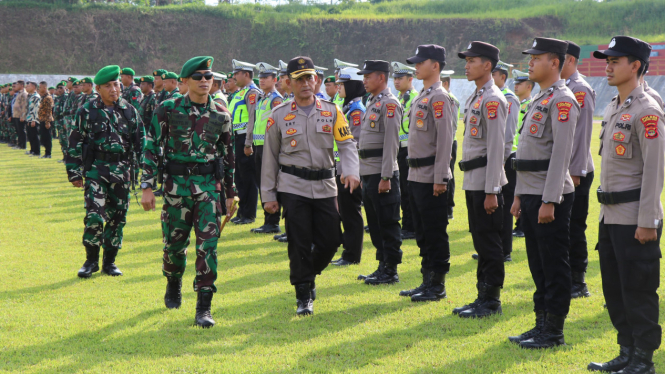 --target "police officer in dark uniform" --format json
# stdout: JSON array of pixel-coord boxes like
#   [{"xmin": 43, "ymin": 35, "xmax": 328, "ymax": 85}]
[{"xmin": 587, "ymin": 36, "xmax": 663, "ymax": 374}]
